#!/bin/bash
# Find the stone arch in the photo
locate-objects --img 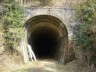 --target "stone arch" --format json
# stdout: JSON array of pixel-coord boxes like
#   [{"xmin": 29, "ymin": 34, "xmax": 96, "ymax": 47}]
[{"xmin": 24, "ymin": 15, "xmax": 68, "ymax": 64}]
